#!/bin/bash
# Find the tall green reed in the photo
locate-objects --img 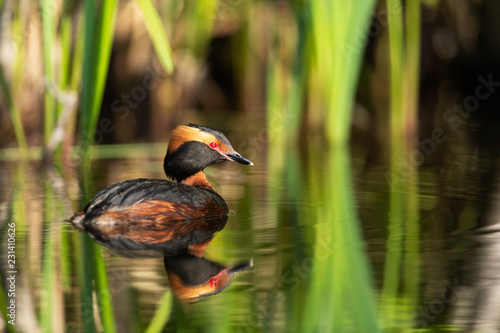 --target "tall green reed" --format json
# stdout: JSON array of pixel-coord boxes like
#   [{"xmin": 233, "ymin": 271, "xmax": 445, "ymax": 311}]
[
  {"xmin": 79, "ymin": 0, "xmax": 174, "ymax": 165},
  {"xmin": 1, "ymin": 1, "xmax": 81, "ymax": 160},
  {"xmin": 184, "ymin": 0, "xmax": 218, "ymax": 57},
  {"xmin": 79, "ymin": 0, "xmax": 118, "ymax": 167},
  {"xmin": 77, "ymin": 1, "xmax": 175, "ymax": 331},
  {"xmin": 0, "ymin": 1, "xmax": 28, "ymax": 159},
  {"xmin": 303, "ymin": 0, "xmax": 379, "ymax": 331},
  {"xmin": 0, "ymin": 165, "xmax": 29, "ymax": 333},
  {"xmin": 41, "ymin": 173, "xmax": 70, "ymax": 333},
  {"xmin": 78, "ymin": 1, "xmax": 119, "ymax": 330},
  {"xmin": 0, "ymin": 66, "xmax": 27, "ymax": 159},
  {"xmin": 310, "ymin": 0, "xmax": 376, "ymax": 146},
  {"xmin": 40, "ymin": 183, "xmax": 55, "ymax": 333},
  {"xmin": 264, "ymin": 0, "xmax": 379, "ymax": 330},
  {"xmin": 381, "ymin": 0, "xmax": 405, "ymax": 327},
  {"xmin": 136, "ymin": 0, "xmax": 174, "ymax": 73},
  {"xmin": 144, "ymin": 292, "xmax": 173, "ymax": 333},
  {"xmin": 302, "ymin": 147, "xmax": 379, "ymax": 333},
  {"xmin": 40, "ymin": 0, "xmax": 57, "ymax": 144},
  {"xmin": 403, "ymin": 1, "xmax": 421, "ymax": 325},
  {"xmin": 381, "ymin": 0, "xmax": 422, "ymax": 330},
  {"xmin": 265, "ymin": 15, "xmax": 303, "ymax": 332},
  {"xmin": 56, "ymin": 2, "xmax": 83, "ymax": 164}
]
